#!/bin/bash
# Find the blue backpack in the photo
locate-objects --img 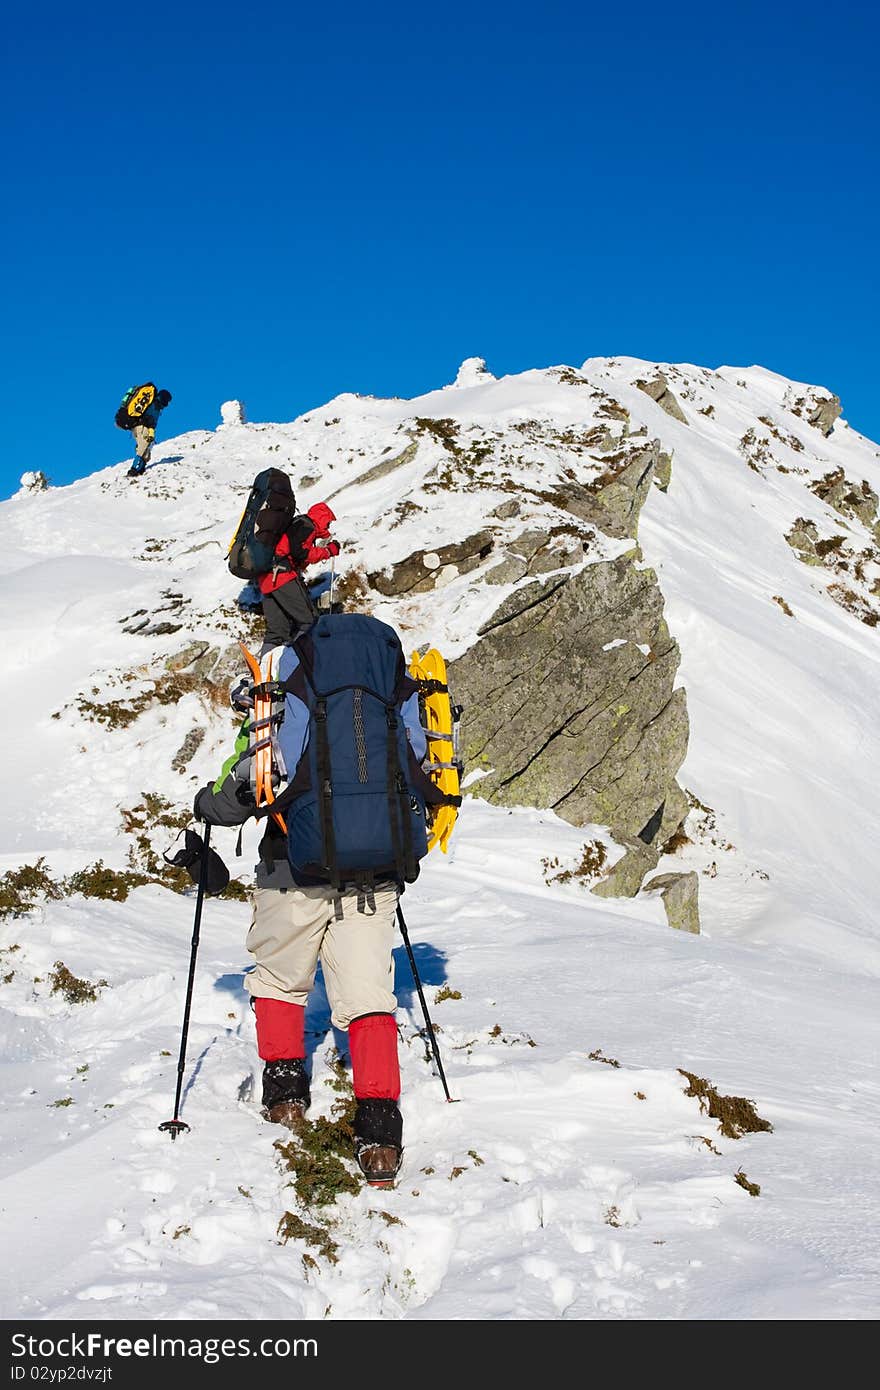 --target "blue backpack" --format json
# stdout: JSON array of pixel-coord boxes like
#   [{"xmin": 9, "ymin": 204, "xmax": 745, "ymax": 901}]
[{"xmin": 279, "ymin": 614, "xmax": 431, "ymax": 889}]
